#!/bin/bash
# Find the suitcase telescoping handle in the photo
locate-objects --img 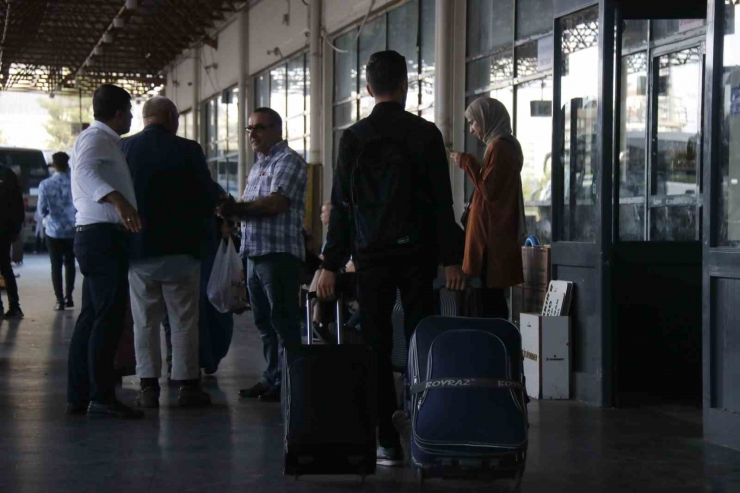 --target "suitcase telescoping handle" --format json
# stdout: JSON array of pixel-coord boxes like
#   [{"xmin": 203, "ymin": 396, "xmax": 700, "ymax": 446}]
[{"xmin": 305, "ymin": 292, "xmax": 344, "ymax": 345}]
